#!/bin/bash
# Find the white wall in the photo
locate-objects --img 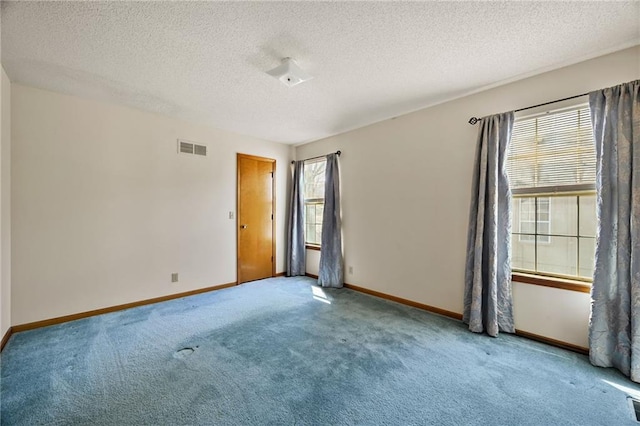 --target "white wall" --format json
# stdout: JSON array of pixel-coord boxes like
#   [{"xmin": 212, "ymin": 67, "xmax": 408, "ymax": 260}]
[
  {"xmin": 297, "ymin": 46, "xmax": 640, "ymax": 348},
  {"xmin": 512, "ymin": 282, "xmax": 591, "ymax": 345},
  {"xmin": 11, "ymin": 84, "xmax": 291, "ymax": 325},
  {"xmin": 1, "ymin": 66, "xmax": 11, "ymax": 338}
]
